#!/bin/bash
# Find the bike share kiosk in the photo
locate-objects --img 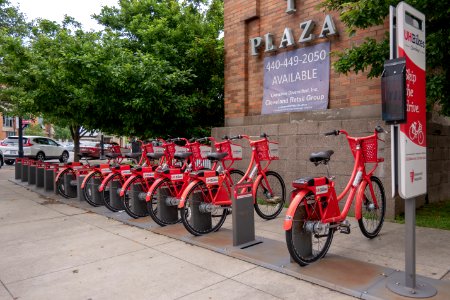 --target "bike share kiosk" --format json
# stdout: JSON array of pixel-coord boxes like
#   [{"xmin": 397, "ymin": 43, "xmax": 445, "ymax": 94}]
[
  {"xmin": 232, "ymin": 182, "xmax": 260, "ymax": 248},
  {"xmin": 384, "ymin": 2, "xmax": 436, "ymax": 297}
]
